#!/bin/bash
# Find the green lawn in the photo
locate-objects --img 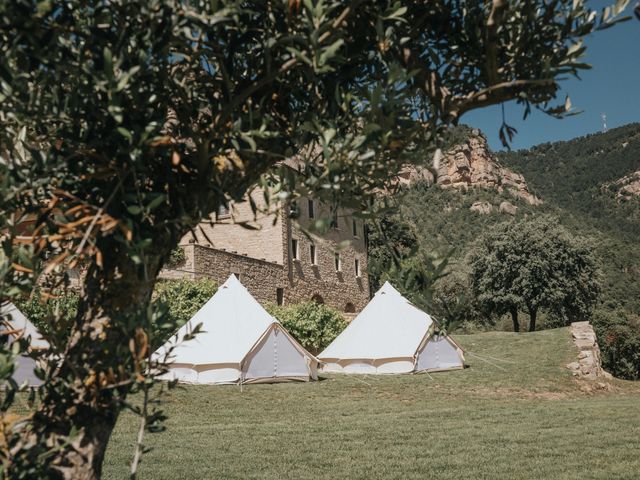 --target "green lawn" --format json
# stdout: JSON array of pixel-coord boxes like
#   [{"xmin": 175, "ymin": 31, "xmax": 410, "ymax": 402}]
[{"xmin": 103, "ymin": 328, "xmax": 640, "ymax": 479}]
